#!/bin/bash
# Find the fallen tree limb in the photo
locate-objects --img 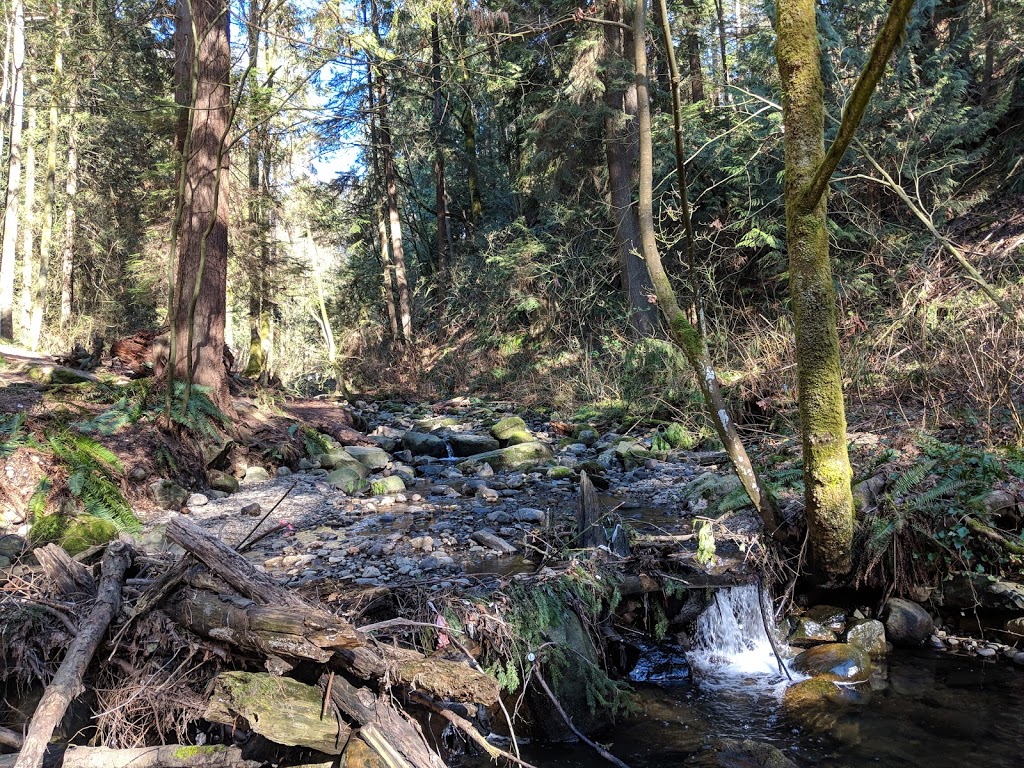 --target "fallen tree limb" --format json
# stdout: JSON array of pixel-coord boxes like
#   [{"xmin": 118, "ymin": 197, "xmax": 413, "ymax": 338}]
[
  {"xmin": 531, "ymin": 662, "xmax": 632, "ymax": 768},
  {"xmin": 63, "ymin": 744, "xmax": 257, "ymax": 768},
  {"xmin": 204, "ymin": 672, "xmax": 350, "ymax": 755},
  {"xmin": 964, "ymin": 516, "xmax": 1024, "ymax": 555},
  {"xmin": 319, "ymin": 672, "xmax": 446, "ymax": 768},
  {"xmin": 15, "ymin": 541, "xmax": 132, "ymax": 768},
  {"xmin": 0, "ymin": 726, "xmax": 23, "ymax": 749},
  {"xmin": 408, "ymin": 692, "xmax": 537, "ymax": 768},
  {"xmin": 33, "ymin": 544, "xmax": 96, "ymax": 599}
]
